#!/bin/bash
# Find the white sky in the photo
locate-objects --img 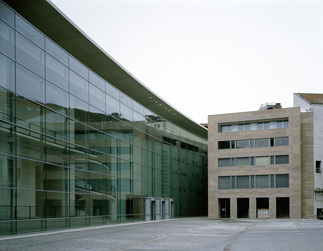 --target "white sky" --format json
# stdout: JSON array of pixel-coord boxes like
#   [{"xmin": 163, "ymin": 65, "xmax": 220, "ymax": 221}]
[{"xmin": 51, "ymin": 0, "xmax": 323, "ymax": 123}]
